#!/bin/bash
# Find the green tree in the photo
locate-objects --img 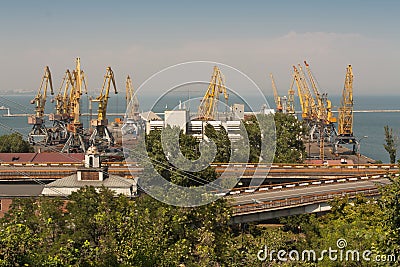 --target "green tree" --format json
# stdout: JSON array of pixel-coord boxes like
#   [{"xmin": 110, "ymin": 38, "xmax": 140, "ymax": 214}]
[
  {"xmin": 143, "ymin": 127, "xmax": 217, "ymax": 187},
  {"xmin": 0, "ymin": 132, "xmax": 34, "ymax": 153},
  {"xmin": 0, "ymin": 187, "xmax": 234, "ymax": 266},
  {"xmin": 204, "ymin": 123, "xmax": 231, "ymax": 163},
  {"xmin": 0, "ymin": 197, "xmax": 66, "ymax": 266},
  {"xmin": 243, "ymin": 113, "xmax": 306, "ymax": 163},
  {"xmin": 384, "ymin": 125, "xmax": 397, "ymax": 164},
  {"xmin": 378, "ymin": 175, "xmax": 400, "ymax": 258},
  {"xmin": 274, "ymin": 113, "xmax": 306, "ymax": 163}
]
